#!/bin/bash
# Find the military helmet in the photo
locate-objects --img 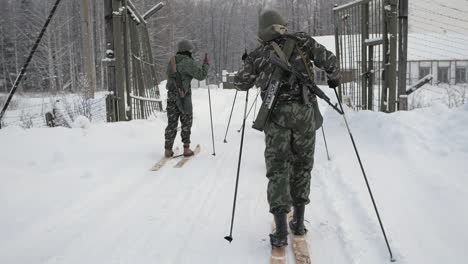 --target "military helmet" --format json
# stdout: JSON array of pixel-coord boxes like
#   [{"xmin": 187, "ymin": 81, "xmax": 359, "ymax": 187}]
[
  {"xmin": 177, "ymin": 39, "xmax": 194, "ymax": 52},
  {"xmin": 258, "ymin": 9, "xmax": 288, "ymax": 41}
]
